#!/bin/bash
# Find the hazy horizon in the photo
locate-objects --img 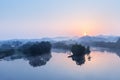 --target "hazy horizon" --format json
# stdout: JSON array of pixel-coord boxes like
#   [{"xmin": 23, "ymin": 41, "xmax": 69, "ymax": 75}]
[{"xmin": 1, "ymin": 0, "xmax": 120, "ymax": 40}]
